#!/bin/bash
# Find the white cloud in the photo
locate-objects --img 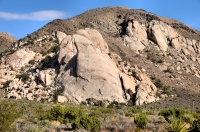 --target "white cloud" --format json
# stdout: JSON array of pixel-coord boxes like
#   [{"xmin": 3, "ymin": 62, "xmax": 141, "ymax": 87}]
[{"xmin": 0, "ymin": 10, "xmax": 66, "ymax": 21}]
